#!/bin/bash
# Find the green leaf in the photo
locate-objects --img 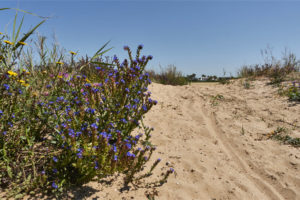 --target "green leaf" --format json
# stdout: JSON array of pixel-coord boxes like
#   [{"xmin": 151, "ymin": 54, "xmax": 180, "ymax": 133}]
[
  {"xmin": 14, "ymin": 194, "xmax": 24, "ymax": 199},
  {"xmin": 0, "ymin": 8, "xmax": 10, "ymax": 11},
  {"xmin": 0, "ymin": 7, "xmax": 50, "ymax": 19},
  {"xmin": 26, "ymin": 174, "xmax": 32, "ymax": 182},
  {"xmin": 90, "ymin": 61, "xmax": 115, "ymax": 66},
  {"xmin": 7, "ymin": 165, "xmax": 13, "ymax": 178},
  {"xmin": 91, "ymin": 47, "xmax": 113, "ymax": 61},
  {"xmin": 15, "ymin": 15, "xmax": 25, "ymax": 43},
  {"xmin": 12, "ymin": 10, "xmax": 18, "ymax": 42},
  {"xmin": 13, "ymin": 19, "xmax": 45, "ymax": 51},
  {"xmin": 93, "ymin": 40, "xmax": 111, "ymax": 58},
  {"xmin": 20, "ymin": 136, "xmax": 26, "ymax": 141}
]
